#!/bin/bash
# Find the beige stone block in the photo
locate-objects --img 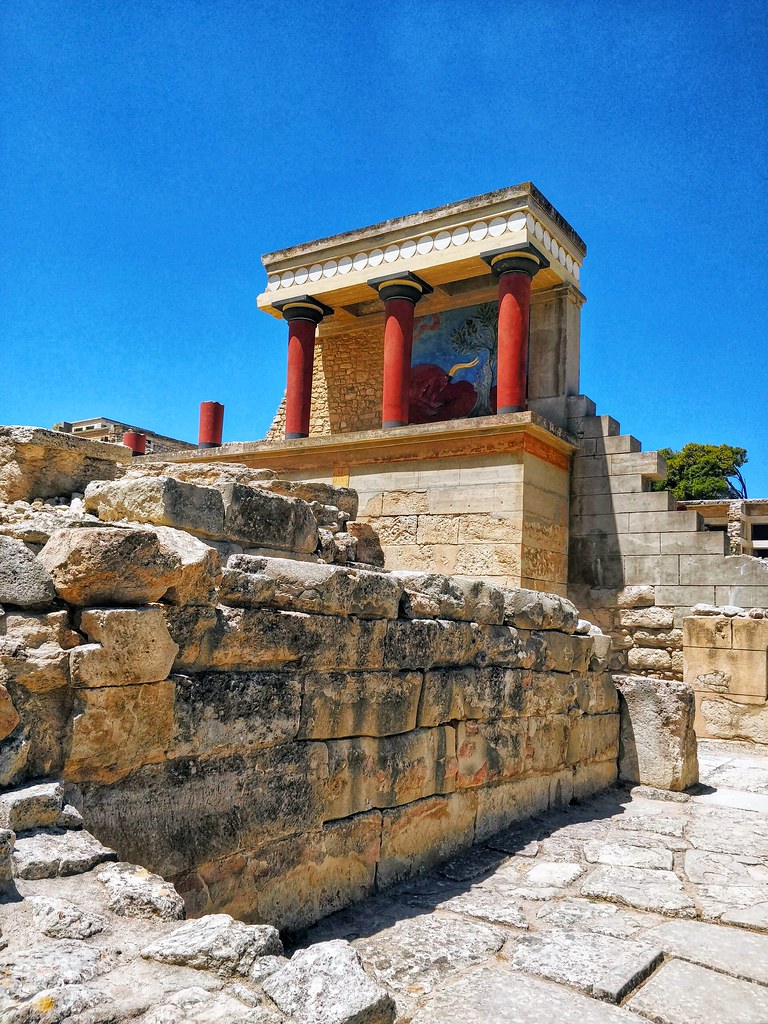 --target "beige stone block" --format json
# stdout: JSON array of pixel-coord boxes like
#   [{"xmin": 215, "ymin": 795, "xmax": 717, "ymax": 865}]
[
  {"xmin": 419, "ymin": 667, "xmax": 523, "ymax": 727},
  {"xmin": 429, "ymin": 485, "xmax": 502, "ymax": 515},
  {"xmin": 430, "ymin": 545, "xmax": 459, "ymax": 576},
  {"xmin": 457, "ymin": 514, "xmax": 522, "ymax": 544},
  {"xmin": 453, "ymin": 544, "xmax": 521, "ymax": 577},
  {"xmin": 615, "ymin": 675, "xmax": 698, "ymax": 791},
  {"xmin": 628, "ymin": 511, "xmax": 702, "ymax": 534},
  {"xmin": 0, "ymin": 685, "xmax": 19, "ymax": 741},
  {"xmin": 417, "ymin": 515, "xmax": 460, "ymax": 545},
  {"xmin": 325, "ymin": 728, "xmax": 456, "ymax": 819},
  {"xmin": 632, "ymin": 628, "xmax": 683, "ymax": 650},
  {"xmin": 299, "ymin": 671, "xmax": 422, "ymax": 739},
  {"xmin": 660, "ymin": 531, "xmax": 728, "ymax": 555},
  {"xmin": 383, "ymin": 618, "xmax": 478, "ymax": 671},
  {"xmin": 381, "ymin": 491, "xmax": 429, "ymax": 515},
  {"xmin": 571, "ymin": 758, "xmax": 618, "ymax": 801},
  {"xmin": 684, "ymin": 646, "xmax": 768, "ymax": 700},
  {"xmin": 573, "ymin": 673, "xmax": 619, "ymax": 715},
  {"xmin": 523, "ymin": 714, "xmax": 571, "ymax": 774},
  {"xmin": 522, "ymin": 520, "xmax": 568, "ymax": 554},
  {"xmin": 0, "ymin": 611, "xmax": 80, "ymax": 694},
  {"xmin": 565, "ymin": 713, "xmax": 619, "ymax": 766},
  {"xmin": 393, "ymin": 571, "xmax": 504, "ymax": 624},
  {"xmin": 619, "ymin": 607, "xmax": 674, "ymax": 629},
  {"xmin": 370, "ymin": 516, "xmax": 418, "ymax": 545},
  {"xmin": 616, "ymin": 586, "xmax": 656, "ymax": 608},
  {"xmin": 732, "ymin": 617, "xmax": 768, "ymax": 652},
  {"xmin": 655, "ymin": 584, "xmax": 715, "ymax": 607},
  {"xmin": 695, "ymin": 692, "xmax": 768, "ymax": 744},
  {"xmin": 71, "ymin": 607, "xmax": 178, "ymax": 687},
  {"xmin": 627, "ymin": 647, "xmax": 673, "ymax": 673},
  {"xmin": 378, "ymin": 791, "xmax": 477, "ymax": 889},
  {"xmin": 623, "ymin": 554, "xmax": 679, "ymax": 586},
  {"xmin": 715, "ymin": 585, "xmax": 768, "ymax": 607},
  {"xmin": 683, "ymin": 616, "xmax": 732, "ymax": 650},
  {"xmin": 64, "ymin": 680, "xmax": 174, "ymax": 783},
  {"xmin": 523, "ymin": 485, "xmax": 568, "ymax": 526},
  {"xmin": 84, "ymin": 476, "xmax": 225, "ymax": 539},
  {"xmin": 474, "ymin": 774, "xmax": 551, "ymax": 841},
  {"xmin": 521, "ymin": 546, "xmax": 568, "ymax": 585},
  {"xmin": 381, "ymin": 544, "xmax": 435, "ymax": 573},
  {"xmin": 456, "ymin": 718, "xmax": 524, "ymax": 787},
  {"xmin": 457, "ymin": 455, "xmax": 524, "ymax": 485},
  {"xmin": 358, "ymin": 492, "xmax": 383, "ymax": 517}
]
